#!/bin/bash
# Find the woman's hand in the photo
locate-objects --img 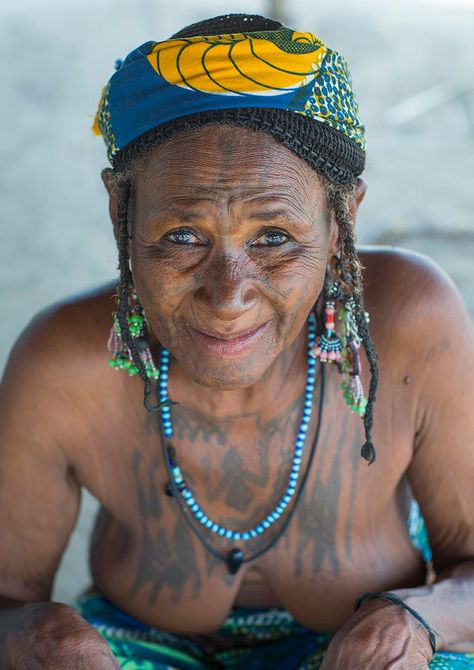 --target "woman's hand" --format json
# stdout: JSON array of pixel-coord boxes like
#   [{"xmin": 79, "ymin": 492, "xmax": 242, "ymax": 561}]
[
  {"xmin": 319, "ymin": 599, "xmax": 434, "ymax": 670},
  {"xmin": 2, "ymin": 602, "xmax": 120, "ymax": 670}
]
